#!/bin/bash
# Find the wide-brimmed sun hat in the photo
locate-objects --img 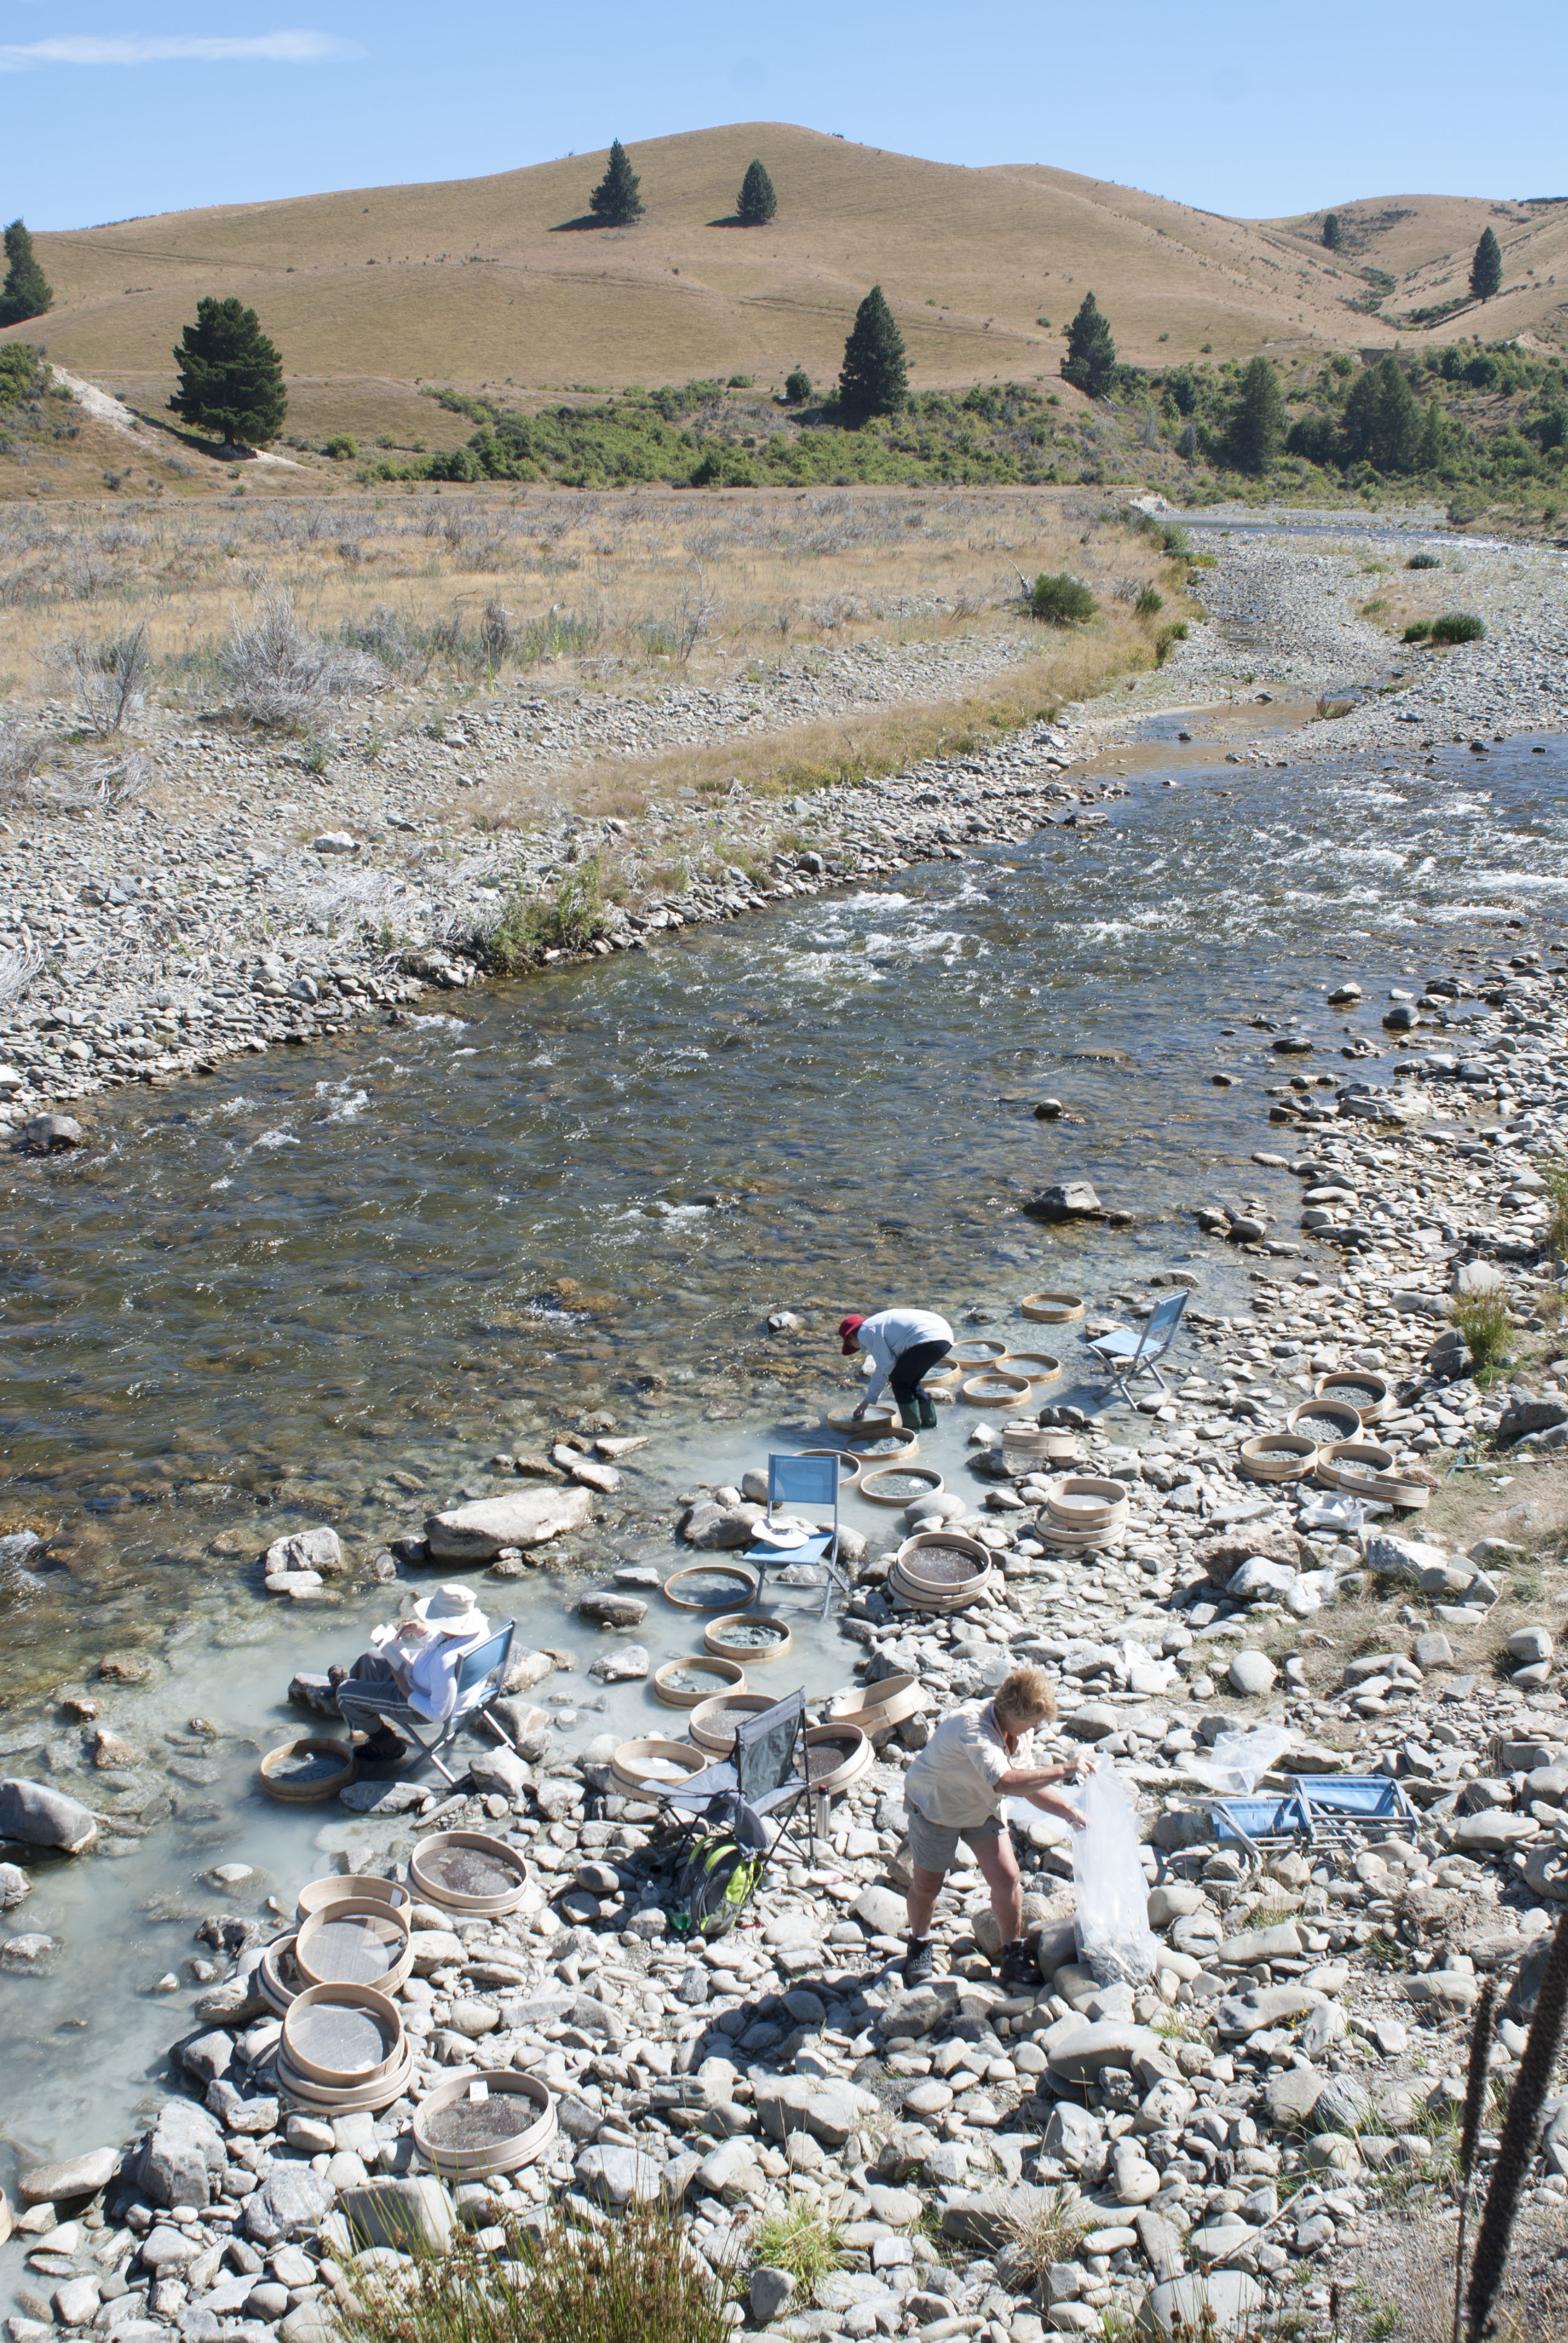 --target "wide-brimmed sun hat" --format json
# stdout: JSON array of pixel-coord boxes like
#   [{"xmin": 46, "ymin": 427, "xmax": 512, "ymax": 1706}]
[{"xmin": 411, "ymin": 1584, "xmax": 488, "ymax": 1636}]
